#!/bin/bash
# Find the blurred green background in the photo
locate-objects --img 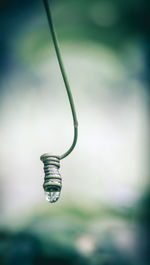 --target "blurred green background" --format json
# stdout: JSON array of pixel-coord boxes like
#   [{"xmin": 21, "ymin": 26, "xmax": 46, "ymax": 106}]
[{"xmin": 0, "ymin": 0, "xmax": 150, "ymax": 264}]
